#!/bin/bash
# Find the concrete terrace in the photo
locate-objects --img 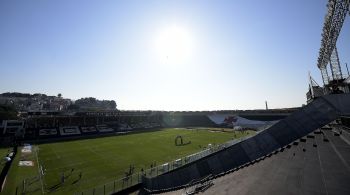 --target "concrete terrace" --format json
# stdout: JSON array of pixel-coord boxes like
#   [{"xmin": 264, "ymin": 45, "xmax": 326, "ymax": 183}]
[{"xmin": 162, "ymin": 126, "xmax": 350, "ymax": 195}]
